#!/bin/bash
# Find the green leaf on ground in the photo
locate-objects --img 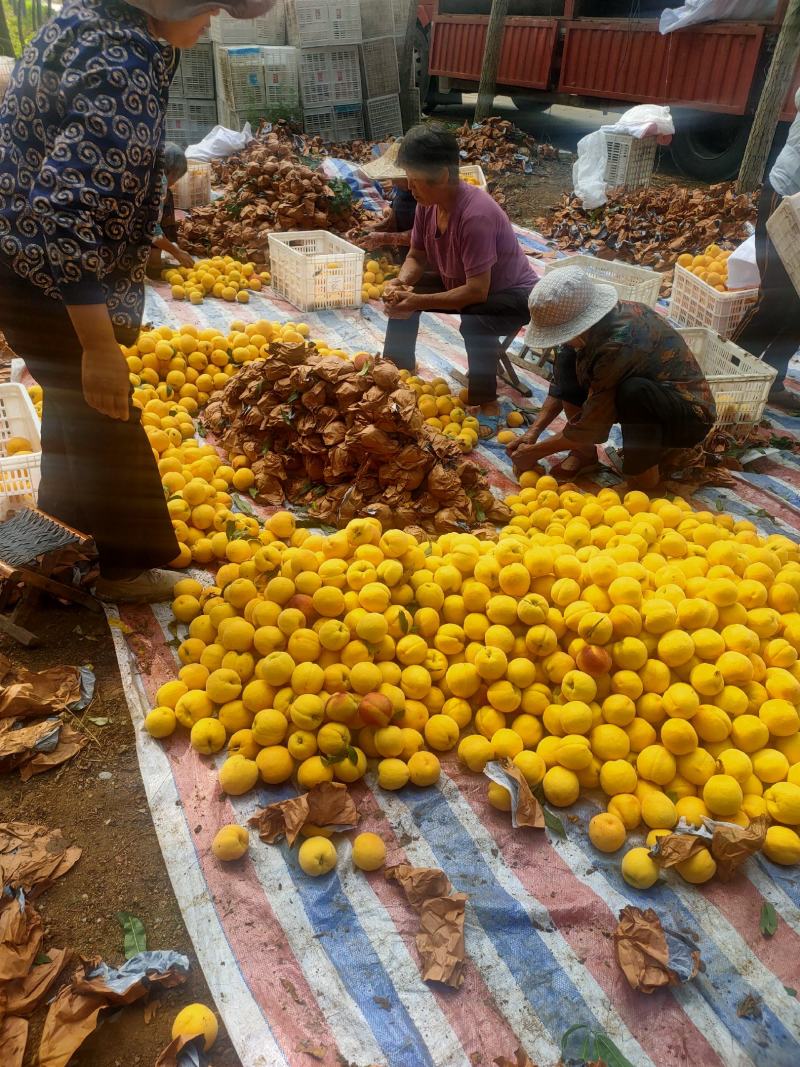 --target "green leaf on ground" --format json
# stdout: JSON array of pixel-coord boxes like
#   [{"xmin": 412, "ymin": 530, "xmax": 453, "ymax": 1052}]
[
  {"xmin": 117, "ymin": 912, "xmax": 147, "ymax": 959},
  {"xmin": 760, "ymin": 902, "xmax": 778, "ymax": 938},
  {"xmin": 785, "ymin": 987, "xmax": 798, "ymax": 998},
  {"xmin": 543, "ymin": 808, "xmax": 566, "ymax": 839},
  {"xmin": 34, "ymin": 953, "xmax": 52, "ymax": 966}
]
